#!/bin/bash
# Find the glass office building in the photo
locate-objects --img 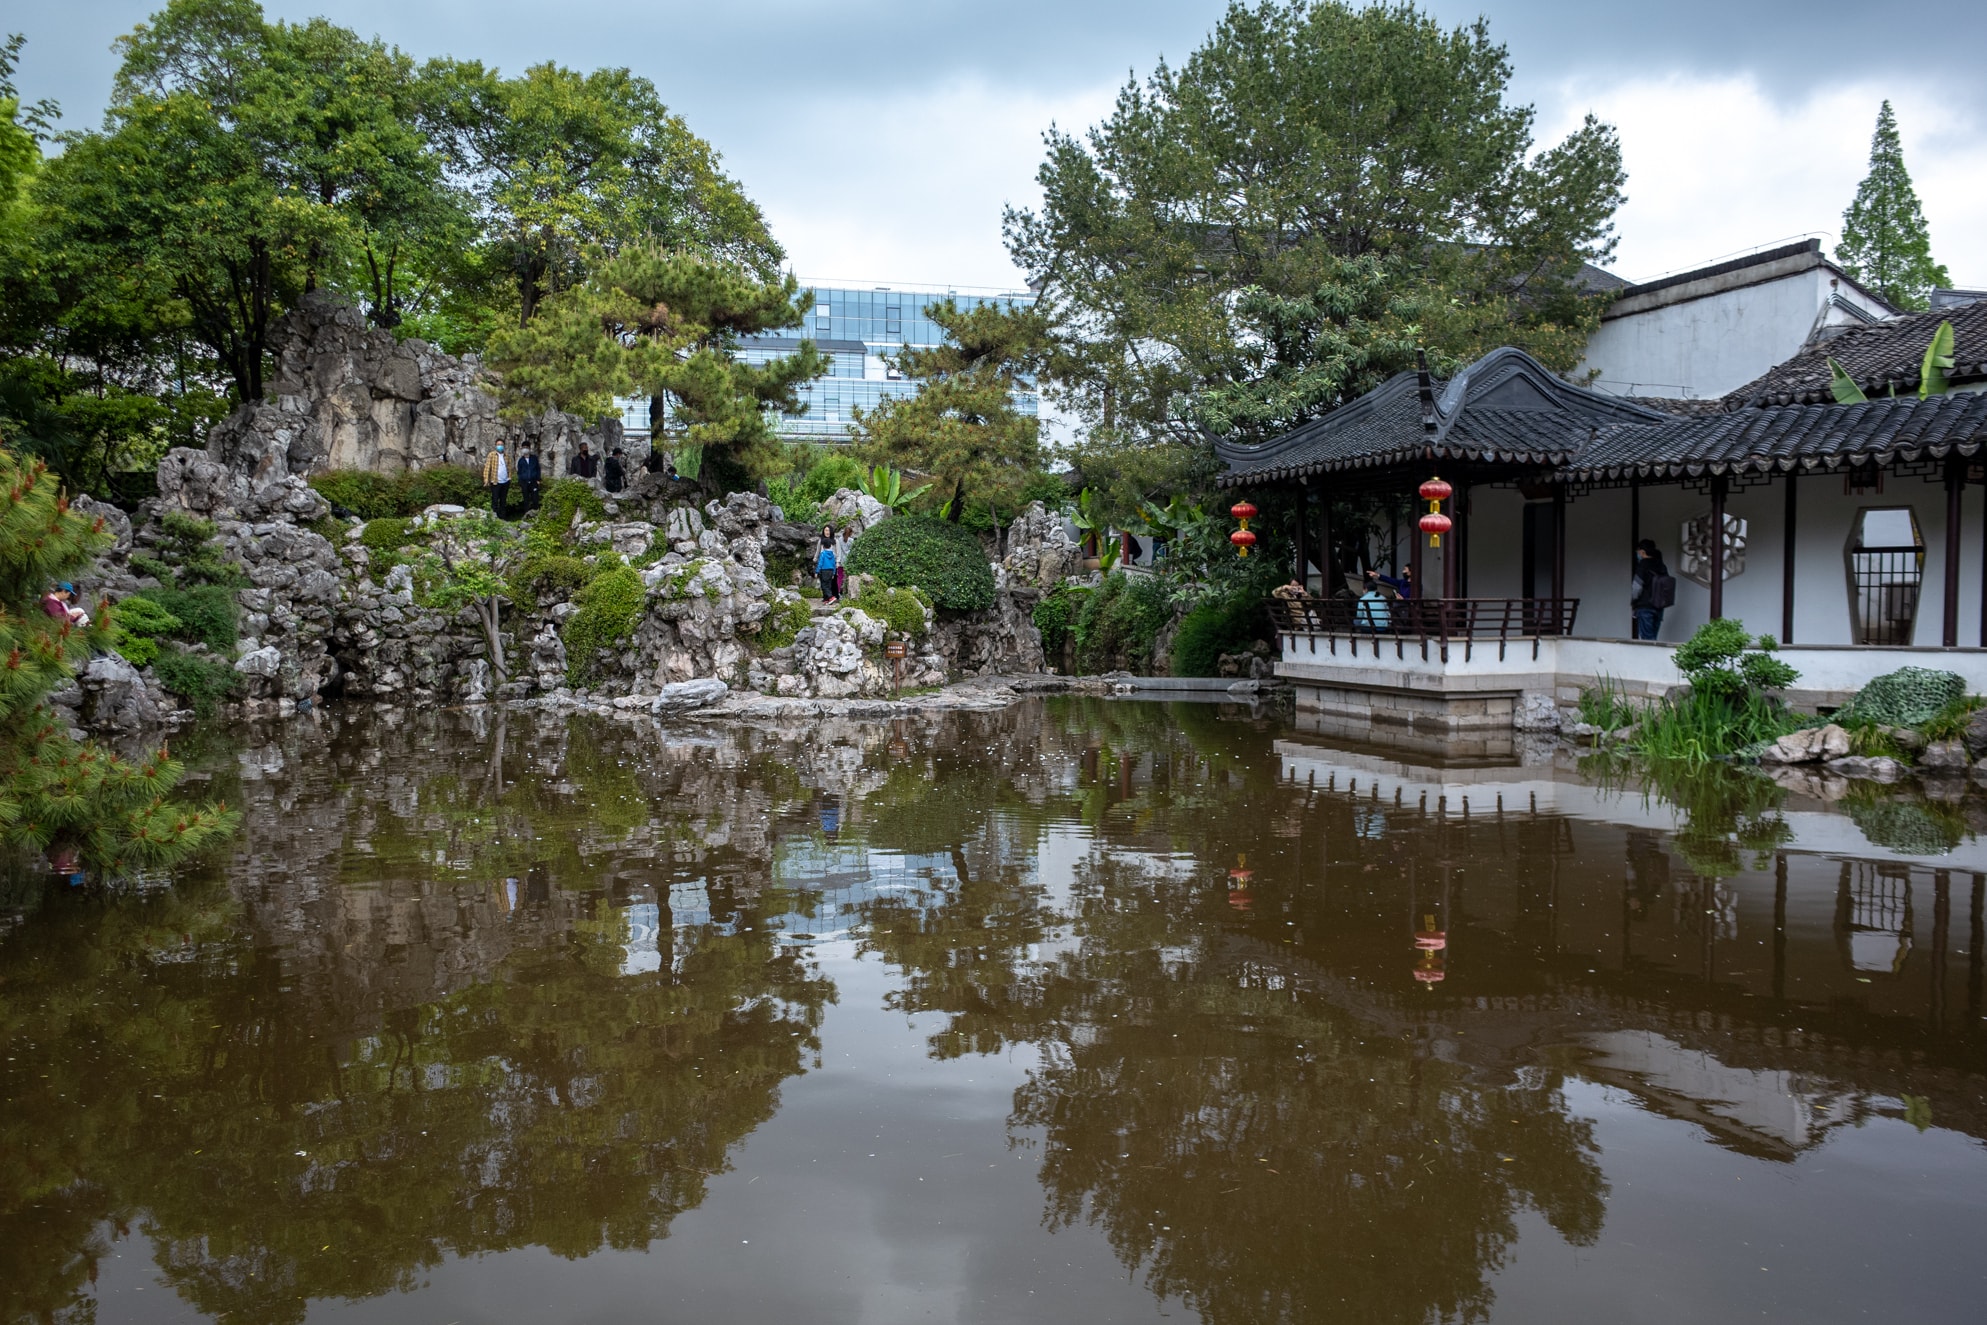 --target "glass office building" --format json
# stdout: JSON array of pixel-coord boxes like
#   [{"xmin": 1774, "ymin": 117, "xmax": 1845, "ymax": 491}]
[{"xmin": 618, "ymin": 279, "xmax": 1039, "ymax": 444}]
